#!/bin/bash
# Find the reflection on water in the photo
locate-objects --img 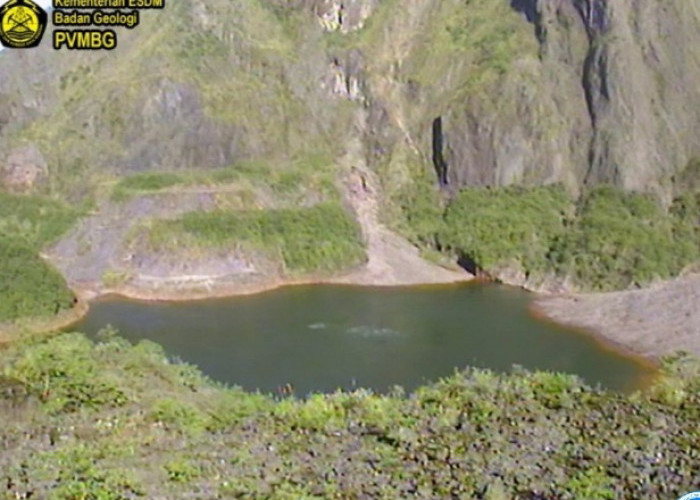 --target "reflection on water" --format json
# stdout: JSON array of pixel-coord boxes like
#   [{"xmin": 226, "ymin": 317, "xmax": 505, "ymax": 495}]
[{"xmin": 69, "ymin": 283, "xmax": 655, "ymax": 395}]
